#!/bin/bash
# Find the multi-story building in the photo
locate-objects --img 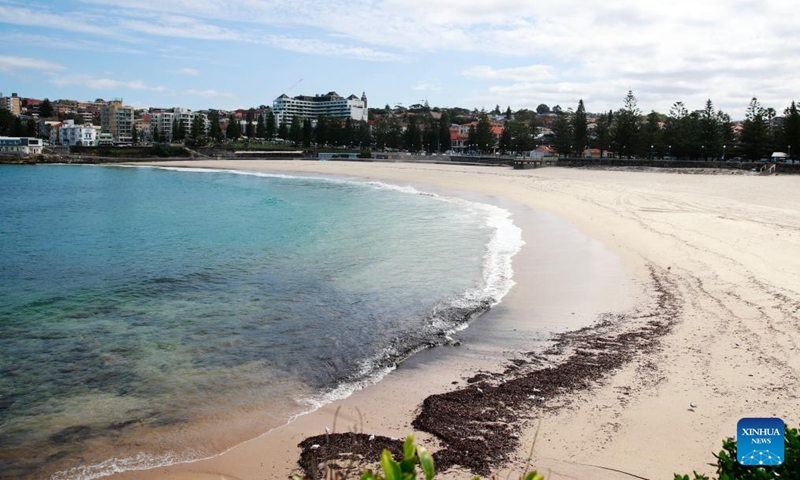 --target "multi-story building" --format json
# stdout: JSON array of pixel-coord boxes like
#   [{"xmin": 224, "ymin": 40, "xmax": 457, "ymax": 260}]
[
  {"xmin": 0, "ymin": 136, "xmax": 43, "ymax": 156},
  {"xmin": 100, "ymin": 99, "xmax": 134, "ymax": 145},
  {"xmin": 1, "ymin": 93, "xmax": 21, "ymax": 115},
  {"xmin": 149, "ymin": 107, "xmax": 209, "ymax": 141},
  {"xmin": 273, "ymin": 91, "xmax": 367, "ymax": 126},
  {"xmin": 59, "ymin": 120, "xmax": 98, "ymax": 146}
]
